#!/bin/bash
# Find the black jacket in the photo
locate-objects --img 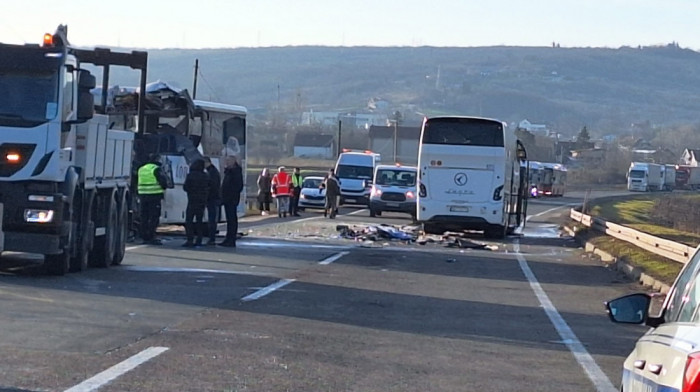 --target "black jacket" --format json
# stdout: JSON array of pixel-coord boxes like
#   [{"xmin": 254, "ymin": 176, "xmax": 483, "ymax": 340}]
[
  {"xmin": 184, "ymin": 169, "xmax": 210, "ymax": 207},
  {"xmin": 222, "ymin": 165, "xmax": 244, "ymax": 205},
  {"xmin": 206, "ymin": 164, "xmax": 222, "ymax": 202}
]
